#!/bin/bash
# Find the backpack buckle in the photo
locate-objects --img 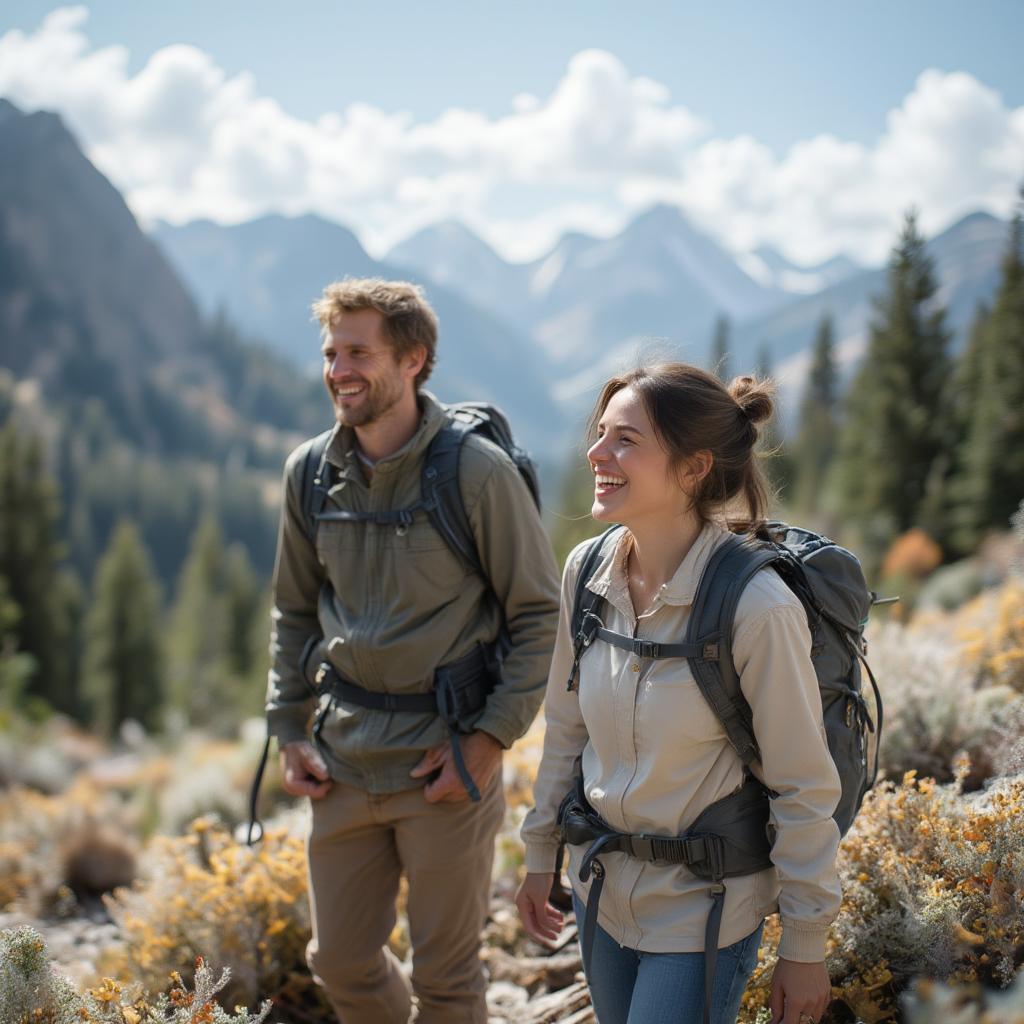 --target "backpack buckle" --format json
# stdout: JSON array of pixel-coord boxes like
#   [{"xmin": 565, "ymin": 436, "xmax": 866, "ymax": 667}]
[
  {"xmin": 702, "ymin": 642, "xmax": 720, "ymax": 661},
  {"xmin": 314, "ymin": 662, "xmax": 331, "ymax": 695},
  {"xmin": 580, "ymin": 612, "xmax": 602, "ymax": 647},
  {"xmin": 633, "ymin": 639, "xmax": 661, "ymax": 659},
  {"xmin": 627, "ymin": 835, "xmax": 655, "ymax": 860}
]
